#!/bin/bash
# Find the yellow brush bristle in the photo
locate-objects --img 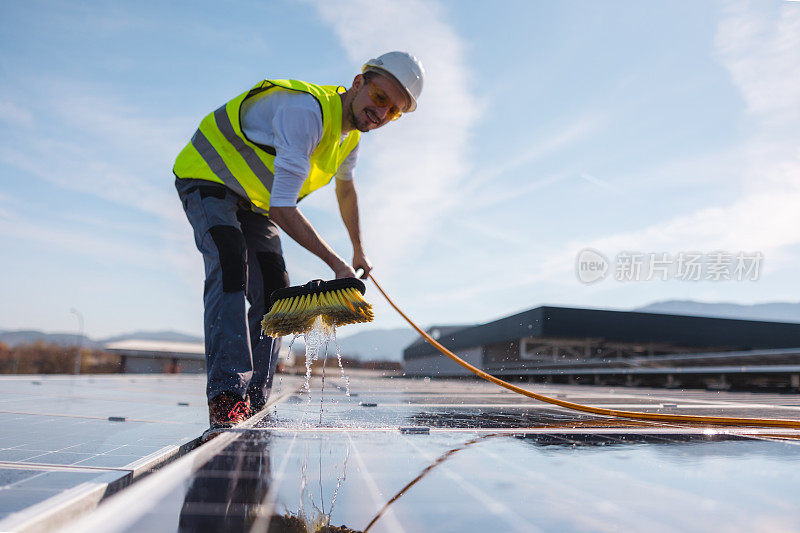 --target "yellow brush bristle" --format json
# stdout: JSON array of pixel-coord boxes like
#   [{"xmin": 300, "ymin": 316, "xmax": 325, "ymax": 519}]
[{"xmin": 261, "ymin": 283, "xmax": 374, "ymax": 338}]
